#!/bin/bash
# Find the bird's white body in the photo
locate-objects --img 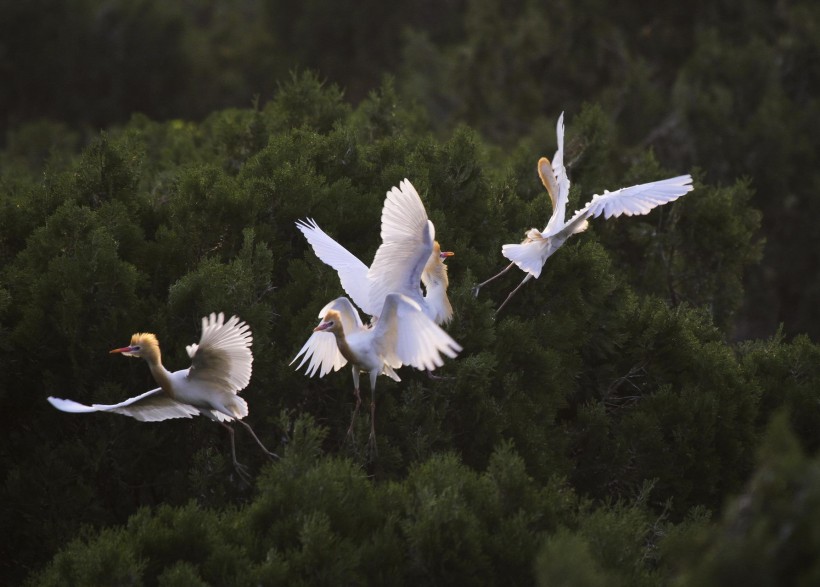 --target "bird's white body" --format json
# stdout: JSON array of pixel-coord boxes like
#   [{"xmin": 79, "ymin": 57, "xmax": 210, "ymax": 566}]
[
  {"xmin": 296, "ymin": 179, "xmax": 453, "ymax": 325},
  {"xmin": 502, "ymin": 227, "xmax": 576, "ymax": 280},
  {"xmin": 166, "ymin": 368, "xmax": 250, "ymax": 422},
  {"xmin": 48, "ymin": 313, "xmax": 276, "ymax": 477}
]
